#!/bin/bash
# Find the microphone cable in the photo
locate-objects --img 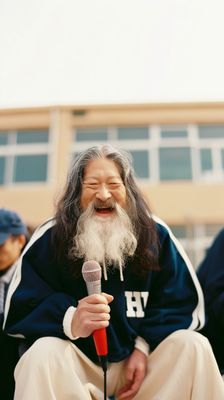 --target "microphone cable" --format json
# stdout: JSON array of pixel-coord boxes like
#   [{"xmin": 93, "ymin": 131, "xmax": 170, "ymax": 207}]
[{"xmin": 99, "ymin": 355, "xmax": 108, "ymax": 400}]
